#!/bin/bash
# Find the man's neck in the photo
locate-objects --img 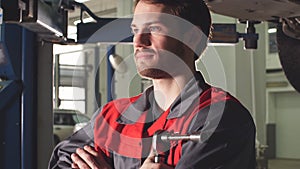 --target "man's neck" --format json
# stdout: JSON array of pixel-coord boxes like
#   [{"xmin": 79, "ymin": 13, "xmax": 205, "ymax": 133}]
[{"xmin": 152, "ymin": 73, "xmax": 194, "ymax": 111}]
